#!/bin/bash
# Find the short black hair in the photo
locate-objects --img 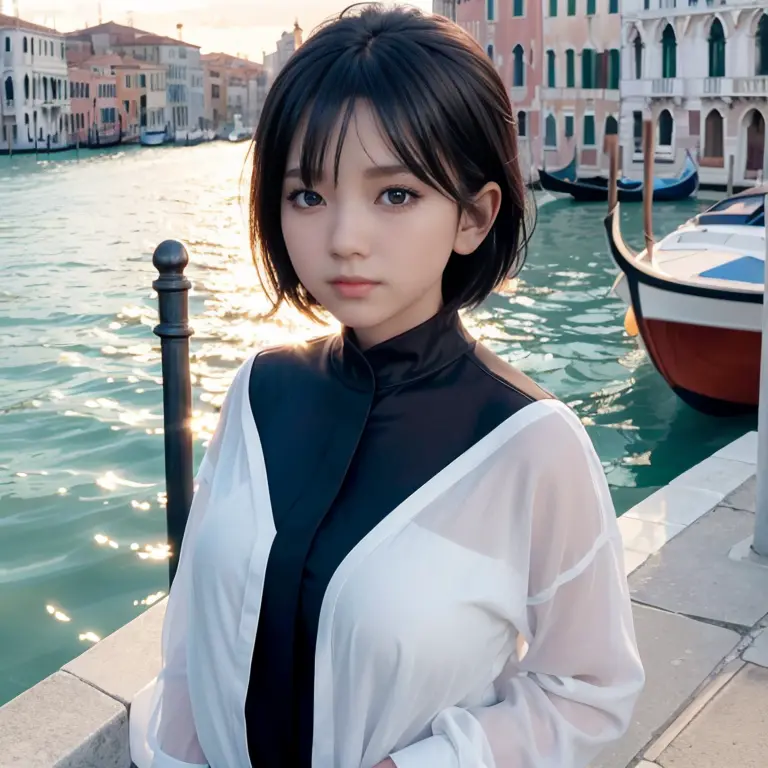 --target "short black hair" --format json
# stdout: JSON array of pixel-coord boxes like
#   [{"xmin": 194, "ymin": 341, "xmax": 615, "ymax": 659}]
[{"xmin": 250, "ymin": 2, "xmax": 531, "ymax": 319}]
